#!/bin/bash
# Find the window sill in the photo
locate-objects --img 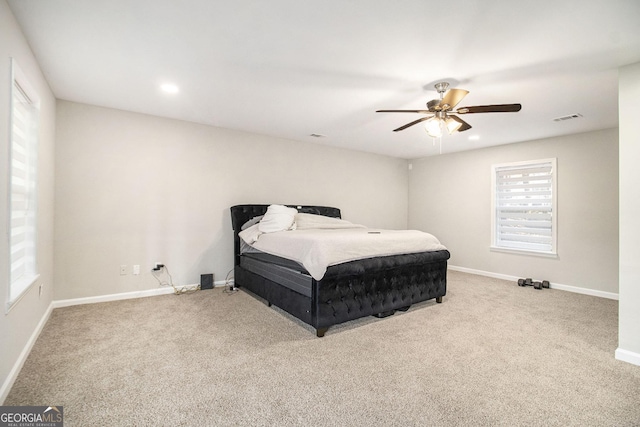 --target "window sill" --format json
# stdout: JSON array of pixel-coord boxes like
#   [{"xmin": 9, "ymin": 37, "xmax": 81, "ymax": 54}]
[
  {"xmin": 490, "ymin": 246, "xmax": 558, "ymax": 259},
  {"xmin": 6, "ymin": 273, "xmax": 40, "ymax": 314}
]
